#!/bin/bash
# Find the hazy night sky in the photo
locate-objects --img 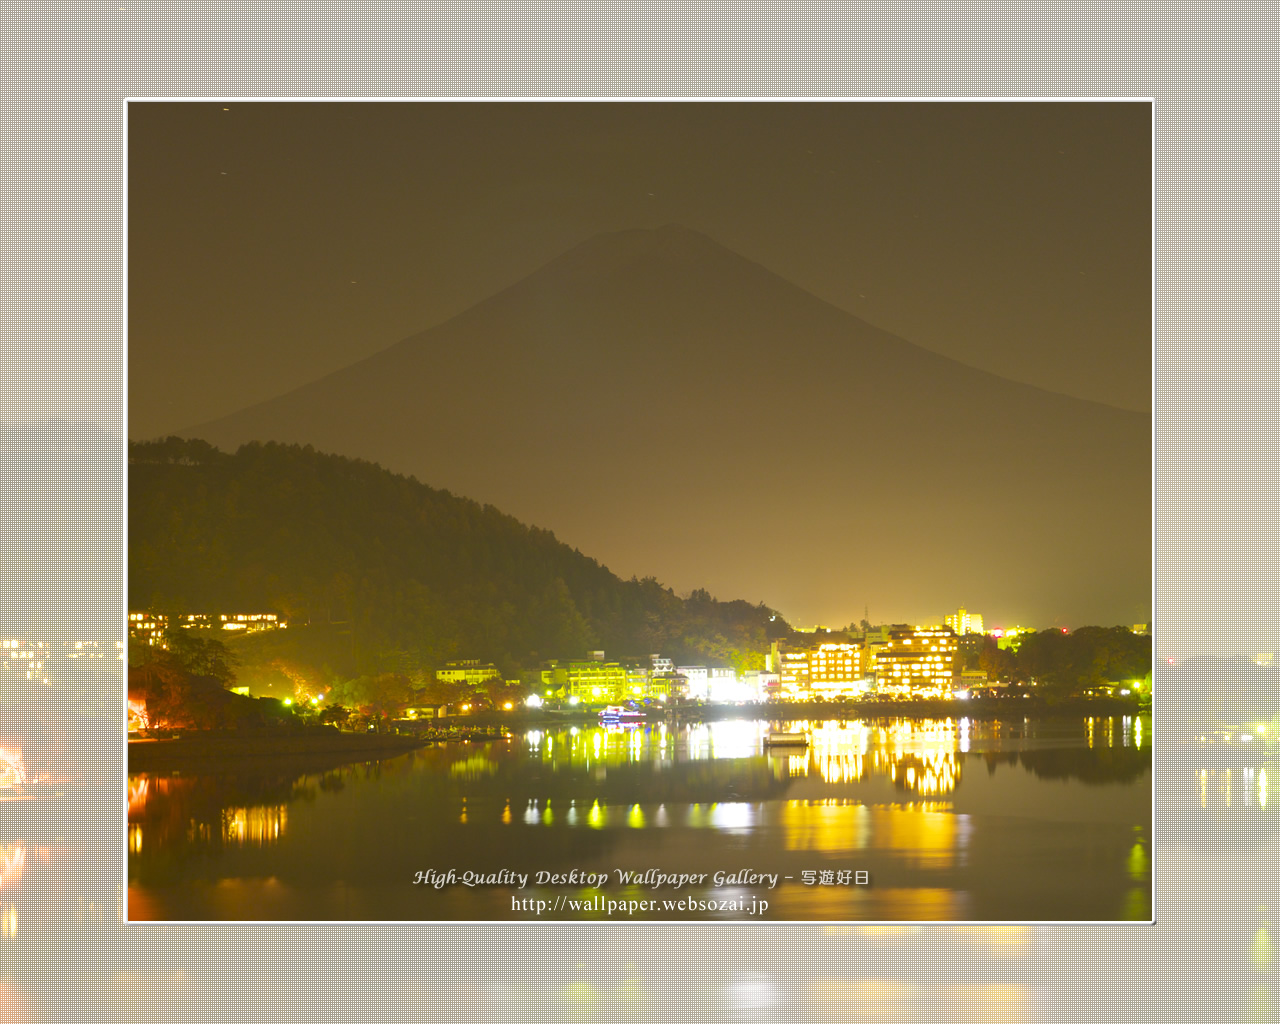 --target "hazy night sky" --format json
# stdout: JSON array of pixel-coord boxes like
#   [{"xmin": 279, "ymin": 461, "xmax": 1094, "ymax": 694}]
[
  {"xmin": 128, "ymin": 102, "xmax": 1151, "ymax": 628},
  {"xmin": 130, "ymin": 102, "xmax": 1150, "ymax": 435}
]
